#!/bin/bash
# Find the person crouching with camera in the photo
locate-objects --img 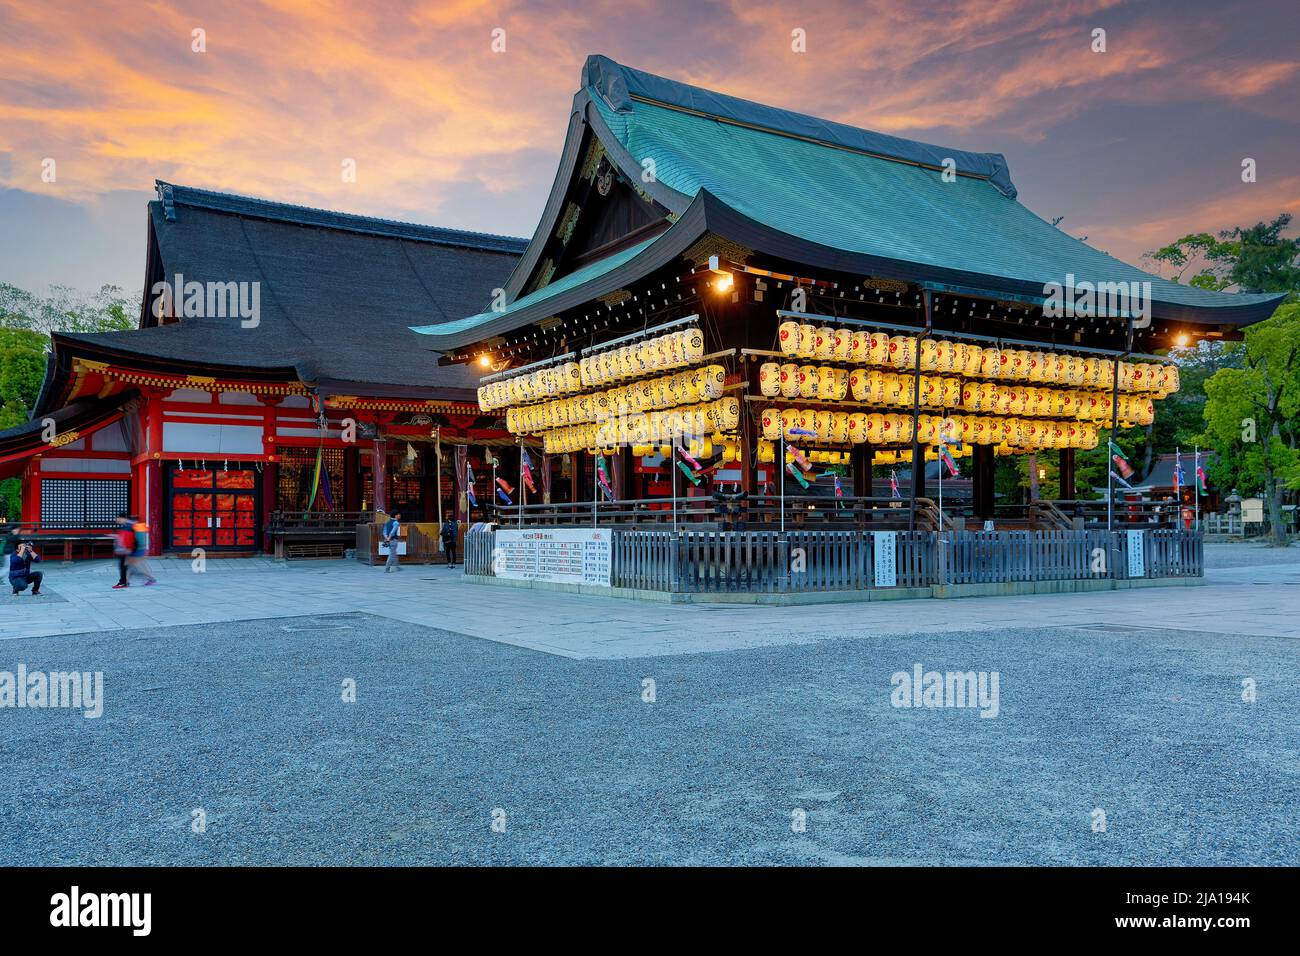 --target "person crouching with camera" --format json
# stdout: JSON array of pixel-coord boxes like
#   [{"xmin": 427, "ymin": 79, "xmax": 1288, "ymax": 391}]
[{"xmin": 8, "ymin": 540, "xmax": 43, "ymax": 596}]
